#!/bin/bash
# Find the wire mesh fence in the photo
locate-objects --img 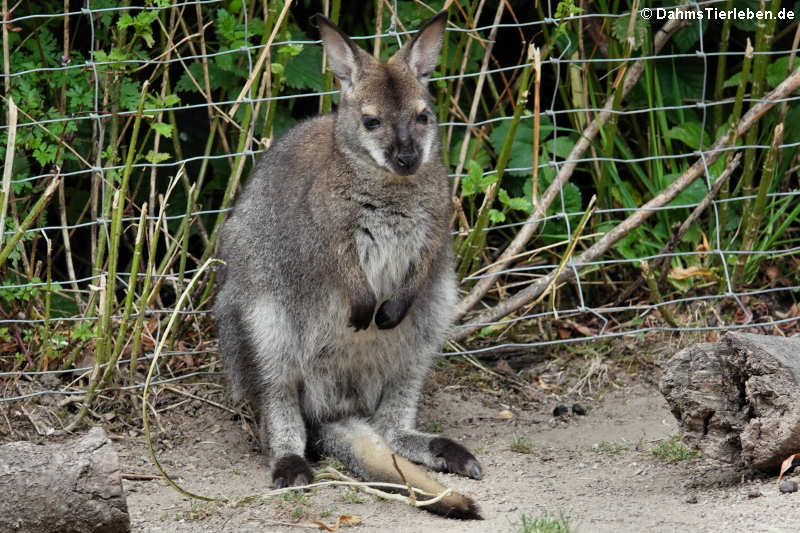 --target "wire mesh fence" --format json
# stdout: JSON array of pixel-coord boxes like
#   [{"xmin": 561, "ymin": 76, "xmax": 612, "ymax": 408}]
[{"xmin": 1, "ymin": 0, "xmax": 799, "ymax": 404}]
